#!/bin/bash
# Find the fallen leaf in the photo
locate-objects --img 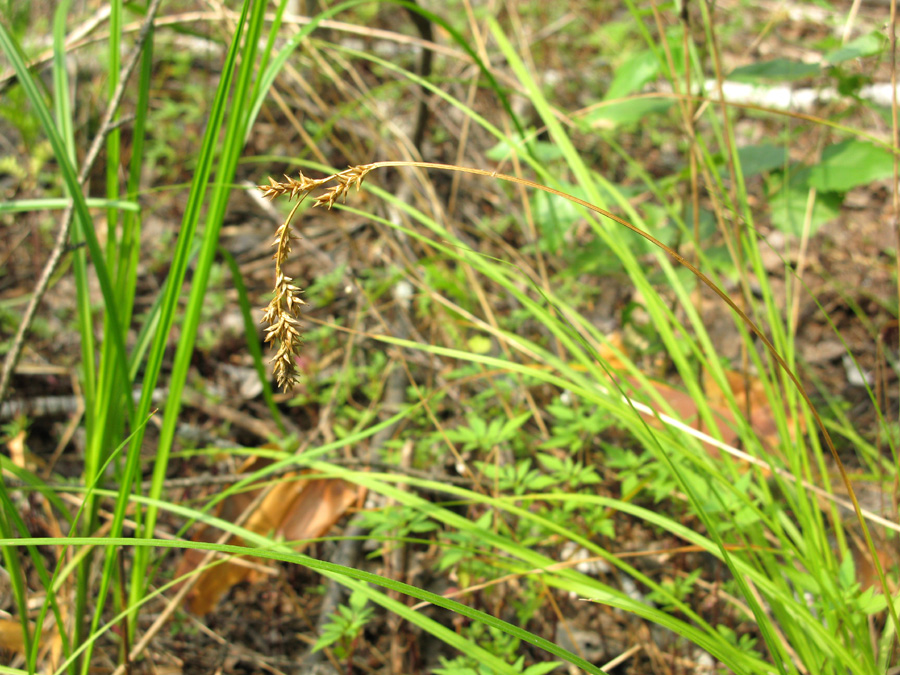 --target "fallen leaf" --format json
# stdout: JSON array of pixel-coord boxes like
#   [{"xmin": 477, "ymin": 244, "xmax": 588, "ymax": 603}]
[
  {"xmin": 6, "ymin": 430, "xmax": 27, "ymax": 469},
  {"xmin": 622, "ymin": 367, "xmax": 800, "ymax": 461},
  {"xmin": 176, "ymin": 455, "xmax": 363, "ymax": 615},
  {"xmin": 279, "ymin": 477, "xmax": 360, "ymax": 542},
  {"xmin": 0, "ymin": 617, "xmax": 27, "ymax": 654}
]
